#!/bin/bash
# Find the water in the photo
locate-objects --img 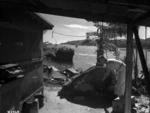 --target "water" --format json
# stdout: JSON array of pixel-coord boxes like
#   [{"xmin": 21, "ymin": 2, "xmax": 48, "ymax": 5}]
[
  {"xmin": 44, "ymin": 45, "xmax": 150, "ymax": 73},
  {"xmin": 43, "ymin": 45, "xmax": 97, "ymax": 71}
]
